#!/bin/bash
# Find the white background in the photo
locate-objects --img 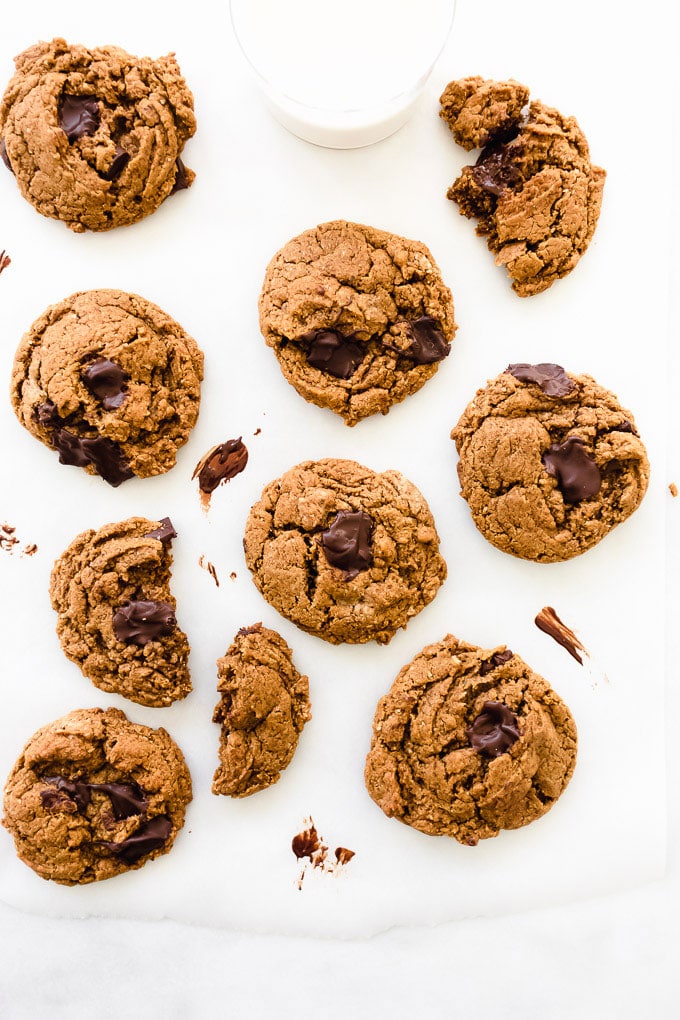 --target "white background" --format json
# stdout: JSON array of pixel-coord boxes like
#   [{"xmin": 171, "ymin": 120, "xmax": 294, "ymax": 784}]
[{"xmin": 0, "ymin": 0, "xmax": 677, "ymax": 1014}]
